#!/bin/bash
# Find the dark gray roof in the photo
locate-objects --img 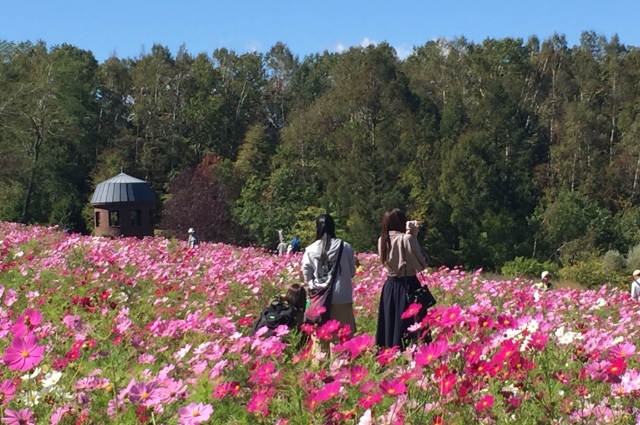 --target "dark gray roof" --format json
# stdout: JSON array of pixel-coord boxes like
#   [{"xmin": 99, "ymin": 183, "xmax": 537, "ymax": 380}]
[{"xmin": 90, "ymin": 173, "xmax": 156, "ymax": 205}]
